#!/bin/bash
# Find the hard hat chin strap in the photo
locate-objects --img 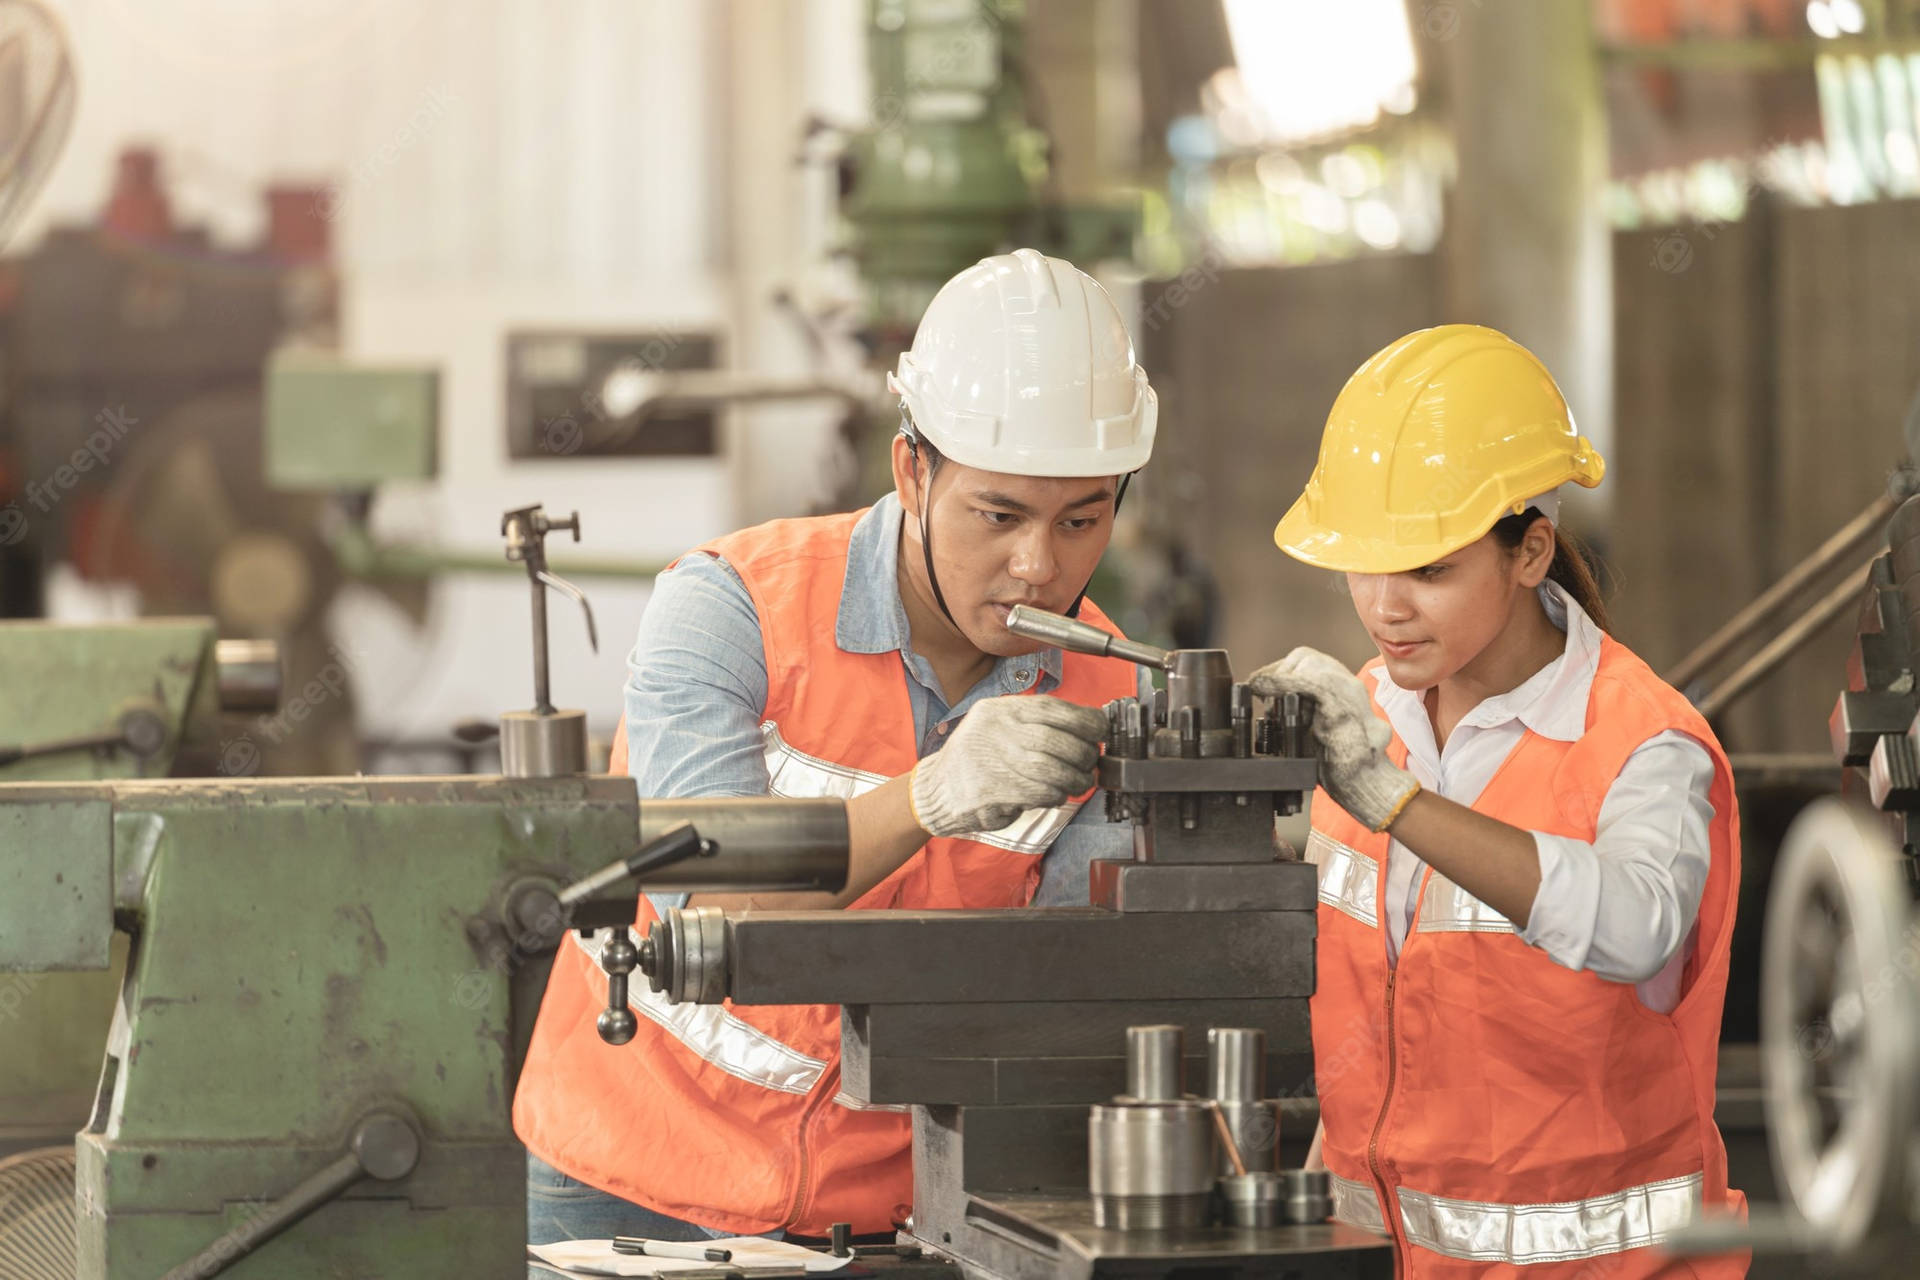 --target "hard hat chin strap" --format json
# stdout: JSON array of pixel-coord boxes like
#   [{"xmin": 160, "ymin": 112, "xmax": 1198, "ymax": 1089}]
[{"xmin": 907, "ymin": 433, "xmax": 963, "ymax": 633}]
